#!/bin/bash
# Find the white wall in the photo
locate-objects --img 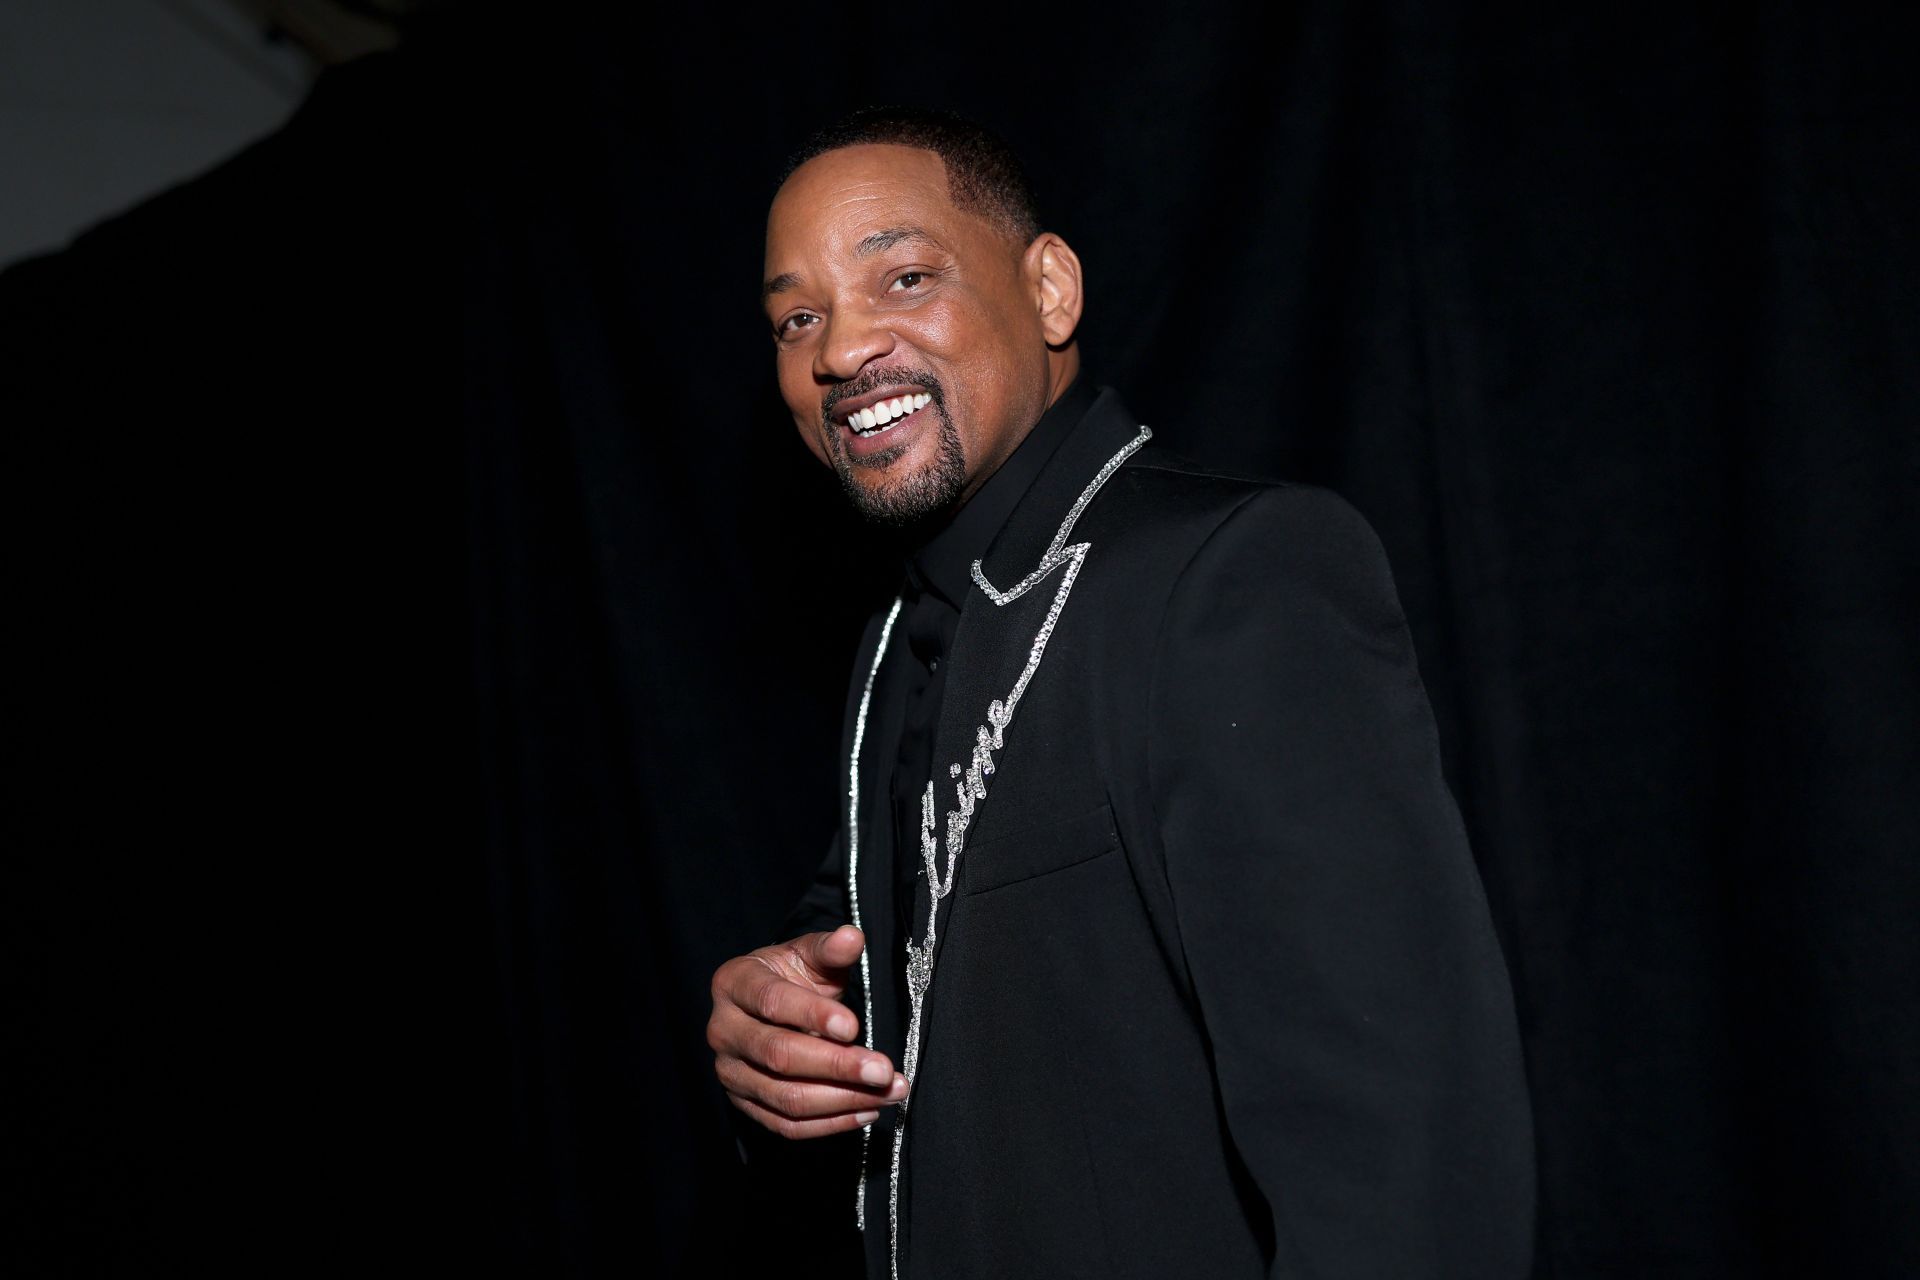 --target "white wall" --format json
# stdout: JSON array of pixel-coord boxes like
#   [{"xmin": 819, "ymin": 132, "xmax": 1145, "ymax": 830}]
[{"xmin": 0, "ymin": 0, "xmax": 316, "ymax": 268}]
